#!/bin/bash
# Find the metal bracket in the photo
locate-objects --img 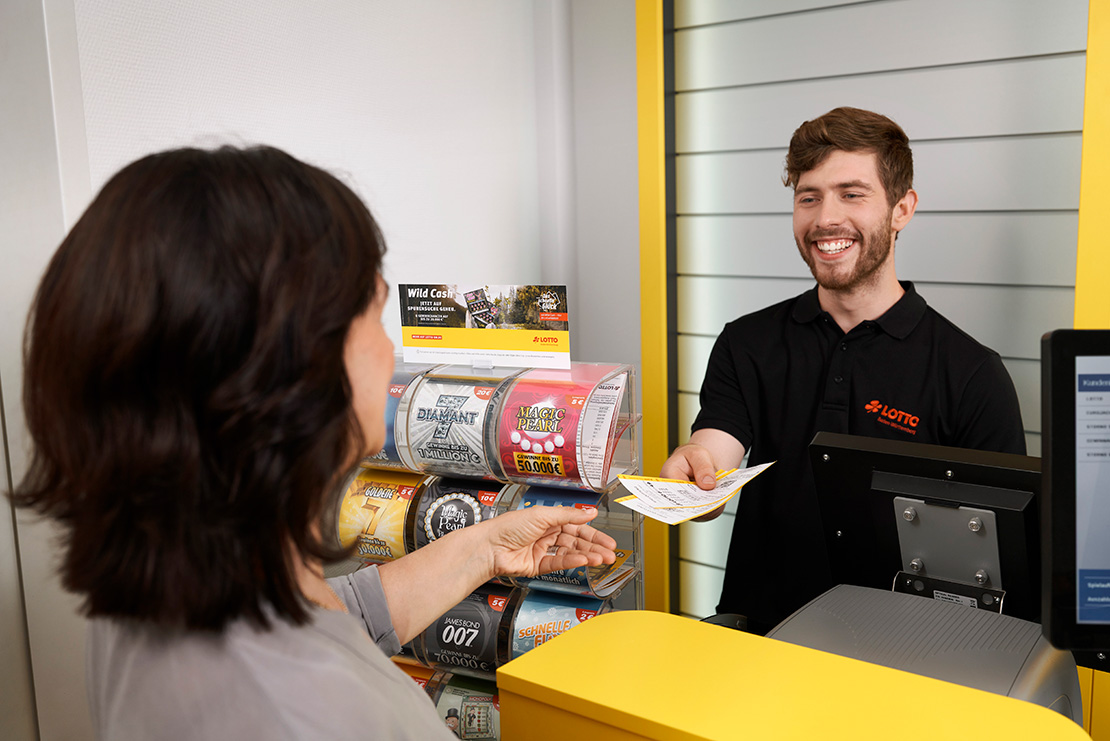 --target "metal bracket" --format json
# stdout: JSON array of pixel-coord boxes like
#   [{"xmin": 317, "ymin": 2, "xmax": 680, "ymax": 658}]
[
  {"xmin": 893, "ymin": 496, "xmax": 1003, "ymax": 589},
  {"xmin": 892, "ymin": 571, "xmax": 1006, "ymax": 613}
]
